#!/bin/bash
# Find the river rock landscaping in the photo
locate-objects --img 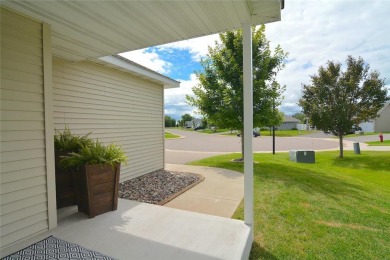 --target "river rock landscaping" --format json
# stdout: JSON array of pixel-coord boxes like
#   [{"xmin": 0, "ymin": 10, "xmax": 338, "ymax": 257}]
[{"xmin": 119, "ymin": 169, "xmax": 204, "ymax": 205}]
